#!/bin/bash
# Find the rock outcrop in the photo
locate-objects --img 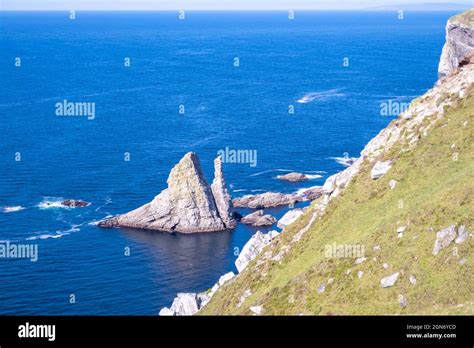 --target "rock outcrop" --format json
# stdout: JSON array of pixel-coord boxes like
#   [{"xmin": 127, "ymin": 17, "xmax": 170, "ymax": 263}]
[
  {"xmin": 61, "ymin": 199, "xmax": 90, "ymax": 207},
  {"xmin": 438, "ymin": 10, "xmax": 474, "ymax": 79},
  {"xmin": 233, "ymin": 192, "xmax": 302, "ymax": 209},
  {"xmin": 235, "ymin": 230, "xmax": 280, "ymax": 273},
  {"xmin": 277, "ymin": 172, "xmax": 308, "ymax": 182},
  {"xmin": 240, "ymin": 210, "xmax": 277, "ymax": 227},
  {"xmin": 277, "ymin": 208, "xmax": 304, "ymax": 229},
  {"xmin": 211, "ymin": 156, "xmax": 237, "ymax": 229},
  {"xmin": 370, "ymin": 160, "xmax": 392, "ymax": 180},
  {"xmin": 99, "ymin": 152, "xmax": 235, "ymax": 233}
]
